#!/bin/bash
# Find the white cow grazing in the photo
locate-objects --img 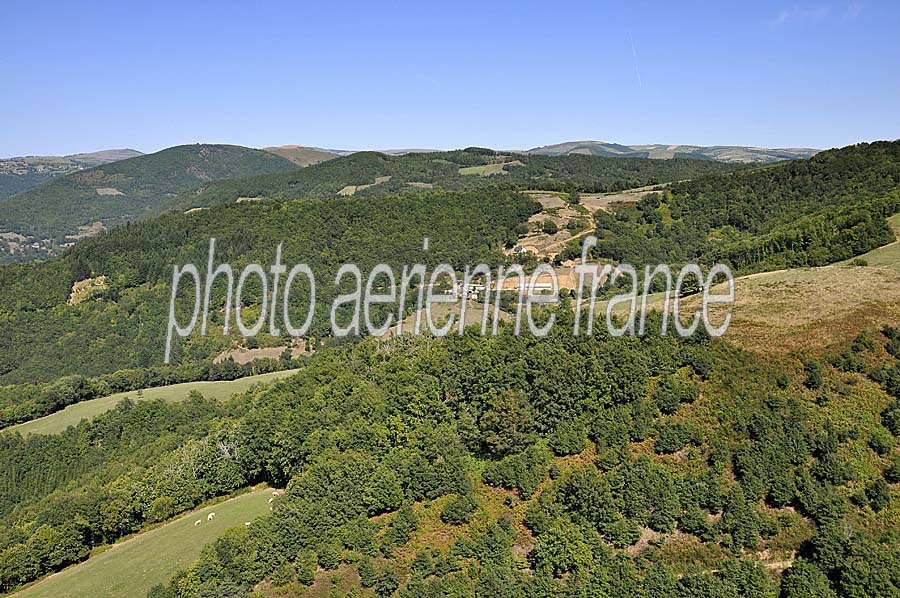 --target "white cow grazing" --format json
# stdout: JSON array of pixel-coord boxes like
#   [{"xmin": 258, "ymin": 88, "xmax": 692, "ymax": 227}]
[
  {"xmin": 207, "ymin": 512, "xmax": 215, "ymax": 521},
  {"xmin": 244, "ymin": 522, "xmax": 251, "ymax": 526},
  {"xmin": 194, "ymin": 519, "xmax": 201, "ymax": 526},
  {"xmin": 272, "ymin": 491, "xmax": 280, "ymax": 496}
]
